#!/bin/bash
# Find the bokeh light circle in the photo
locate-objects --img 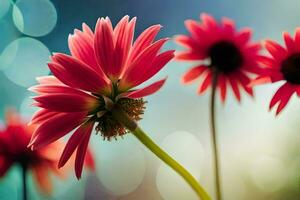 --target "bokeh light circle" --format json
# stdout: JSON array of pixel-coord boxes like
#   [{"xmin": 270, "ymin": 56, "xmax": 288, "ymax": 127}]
[
  {"xmin": 0, "ymin": 0, "xmax": 10, "ymax": 19},
  {"xmin": 156, "ymin": 131, "xmax": 205, "ymax": 200},
  {"xmin": 2, "ymin": 37, "xmax": 50, "ymax": 87},
  {"xmin": 249, "ymin": 155, "xmax": 286, "ymax": 193},
  {"xmin": 12, "ymin": 0, "xmax": 57, "ymax": 37},
  {"xmin": 96, "ymin": 135, "xmax": 146, "ymax": 196},
  {"xmin": 19, "ymin": 95, "xmax": 38, "ymax": 118}
]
